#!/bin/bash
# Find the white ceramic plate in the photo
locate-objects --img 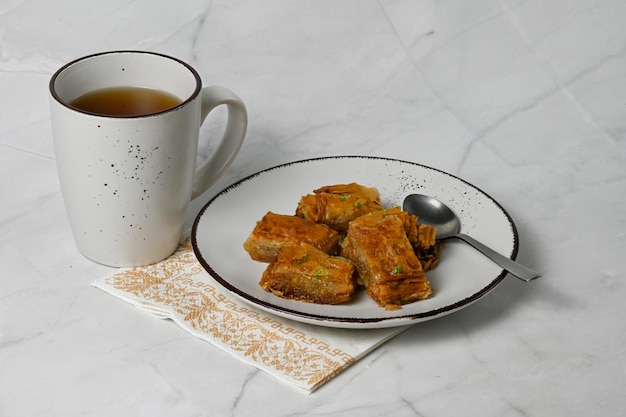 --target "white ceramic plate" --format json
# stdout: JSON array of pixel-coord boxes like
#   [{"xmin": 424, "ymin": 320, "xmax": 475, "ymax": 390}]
[{"xmin": 192, "ymin": 156, "xmax": 518, "ymax": 329}]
